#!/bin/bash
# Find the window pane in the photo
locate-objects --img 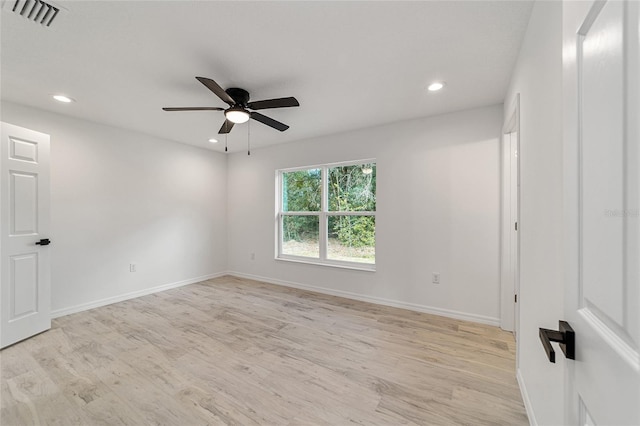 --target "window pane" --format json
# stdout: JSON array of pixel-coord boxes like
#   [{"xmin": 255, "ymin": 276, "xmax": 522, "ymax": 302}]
[
  {"xmin": 282, "ymin": 169, "xmax": 321, "ymax": 212},
  {"xmin": 327, "ymin": 216, "xmax": 375, "ymax": 264},
  {"xmin": 328, "ymin": 163, "xmax": 376, "ymax": 212},
  {"xmin": 282, "ymin": 215, "xmax": 319, "ymax": 258}
]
